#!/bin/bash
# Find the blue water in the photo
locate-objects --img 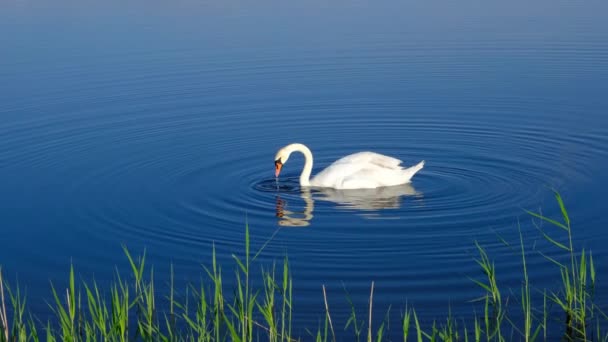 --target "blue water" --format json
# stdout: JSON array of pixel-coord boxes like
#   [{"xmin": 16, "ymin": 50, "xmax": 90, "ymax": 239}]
[{"xmin": 1, "ymin": 0, "xmax": 608, "ymax": 338}]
